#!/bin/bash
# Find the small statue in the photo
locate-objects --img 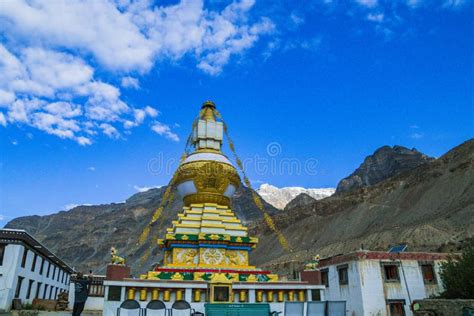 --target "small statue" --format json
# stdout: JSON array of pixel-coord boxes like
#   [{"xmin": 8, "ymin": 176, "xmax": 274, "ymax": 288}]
[
  {"xmin": 228, "ymin": 252, "xmax": 240, "ymax": 266},
  {"xmin": 111, "ymin": 247, "xmax": 126, "ymax": 265},
  {"xmin": 304, "ymin": 255, "xmax": 320, "ymax": 271},
  {"xmin": 184, "ymin": 249, "xmax": 197, "ymax": 264}
]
